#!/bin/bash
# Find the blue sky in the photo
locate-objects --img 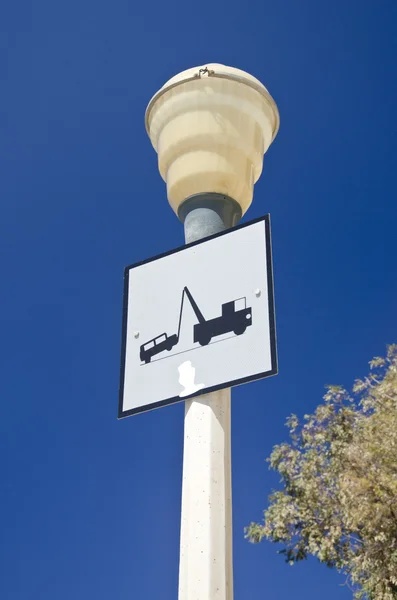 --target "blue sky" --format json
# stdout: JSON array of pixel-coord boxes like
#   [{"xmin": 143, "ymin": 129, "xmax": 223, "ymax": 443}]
[{"xmin": 1, "ymin": 0, "xmax": 396, "ymax": 598}]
